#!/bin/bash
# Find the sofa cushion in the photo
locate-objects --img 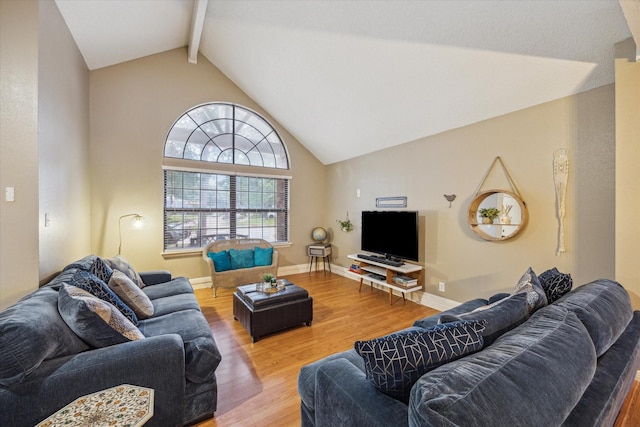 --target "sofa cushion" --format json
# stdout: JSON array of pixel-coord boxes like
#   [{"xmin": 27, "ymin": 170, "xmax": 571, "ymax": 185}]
[
  {"xmin": 409, "ymin": 305, "xmax": 596, "ymax": 426},
  {"xmin": 108, "ymin": 270, "xmax": 154, "ymax": 319},
  {"xmin": 229, "ymin": 248, "xmax": 255, "ymax": 270},
  {"xmin": 511, "ymin": 267, "xmax": 547, "ymax": 311},
  {"xmin": 0, "ymin": 287, "xmax": 89, "ymax": 386},
  {"xmin": 413, "ymin": 298, "xmax": 488, "ymax": 329},
  {"xmin": 355, "ymin": 320, "xmax": 486, "ymax": 403},
  {"xmin": 207, "ymin": 250, "xmax": 232, "ymax": 272},
  {"xmin": 70, "ymin": 269, "xmax": 138, "ymax": 325},
  {"xmin": 539, "ymin": 267, "xmax": 573, "ymax": 303},
  {"xmin": 63, "ymin": 255, "xmax": 113, "ymax": 283},
  {"xmin": 142, "ymin": 277, "xmax": 194, "ymax": 300},
  {"xmin": 151, "ymin": 293, "xmax": 202, "ymax": 317},
  {"xmin": 103, "ymin": 255, "xmax": 145, "ymax": 288},
  {"xmin": 137, "ymin": 309, "xmax": 221, "ymax": 383},
  {"xmin": 58, "ymin": 284, "xmax": 145, "ymax": 348},
  {"xmin": 556, "ymin": 279, "xmax": 633, "ymax": 357},
  {"xmin": 43, "ymin": 268, "xmax": 79, "ymax": 290},
  {"xmin": 254, "ymin": 246, "xmax": 273, "ymax": 266},
  {"xmin": 439, "ymin": 292, "xmax": 530, "ymax": 346}
]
